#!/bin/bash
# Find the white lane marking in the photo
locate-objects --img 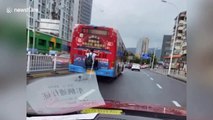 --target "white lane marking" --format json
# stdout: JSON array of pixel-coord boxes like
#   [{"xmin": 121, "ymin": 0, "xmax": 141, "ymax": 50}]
[
  {"xmin": 143, "ymin": 72, "xmax": 150, "ymax": 77},
  {"xmin": 156, "ymin": 83, "xmax": 162, "ymax": 89},
  {"xmin": 78, "ymin": 89, "xmax": 95, "ymax": 100},
  {"xmin": 172, "ymin": 100, "xmax": 182, "ymax": 107},
  {"xmin": 150, "ymin": 77, "xmax": 154, "ymax": 81}
]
